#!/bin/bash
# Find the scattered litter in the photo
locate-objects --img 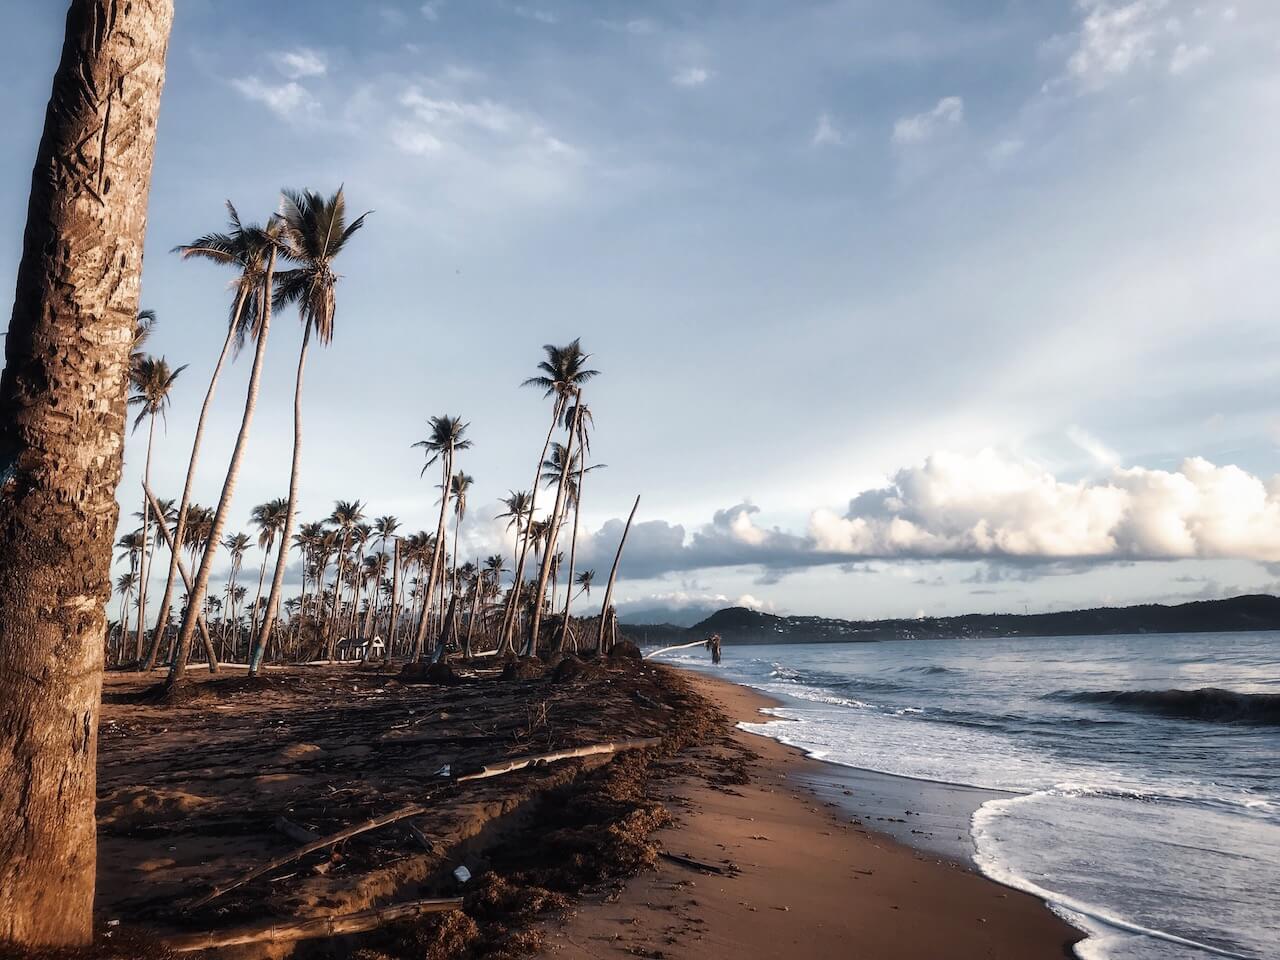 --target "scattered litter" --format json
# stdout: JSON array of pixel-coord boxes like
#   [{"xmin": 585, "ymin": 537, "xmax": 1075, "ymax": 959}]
[{"xmin": 453, "ymin": 865, "xmax": 472, "ymax": 884}]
